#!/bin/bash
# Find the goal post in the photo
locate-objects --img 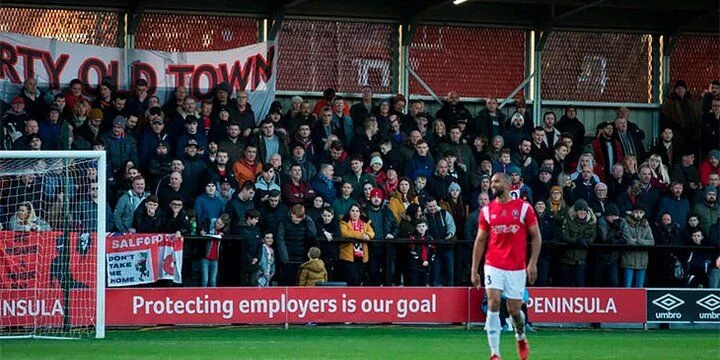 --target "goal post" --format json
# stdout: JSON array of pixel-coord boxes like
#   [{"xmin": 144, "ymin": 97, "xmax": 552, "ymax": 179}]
[{"xmin": 0, "ymin": 151, "xmax": 106, "ymax": 339}]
